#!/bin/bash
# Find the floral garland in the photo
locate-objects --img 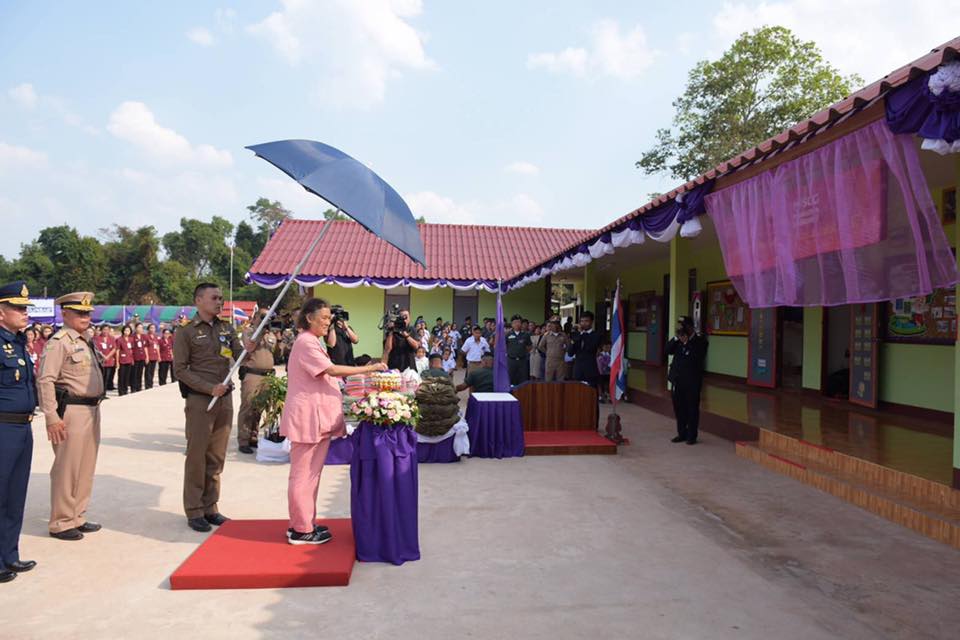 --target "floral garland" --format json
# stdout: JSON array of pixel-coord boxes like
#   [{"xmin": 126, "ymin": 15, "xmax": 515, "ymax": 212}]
[{"xmin": 347, "ymin": 391, "xmax": 421, "ymax": 427}]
